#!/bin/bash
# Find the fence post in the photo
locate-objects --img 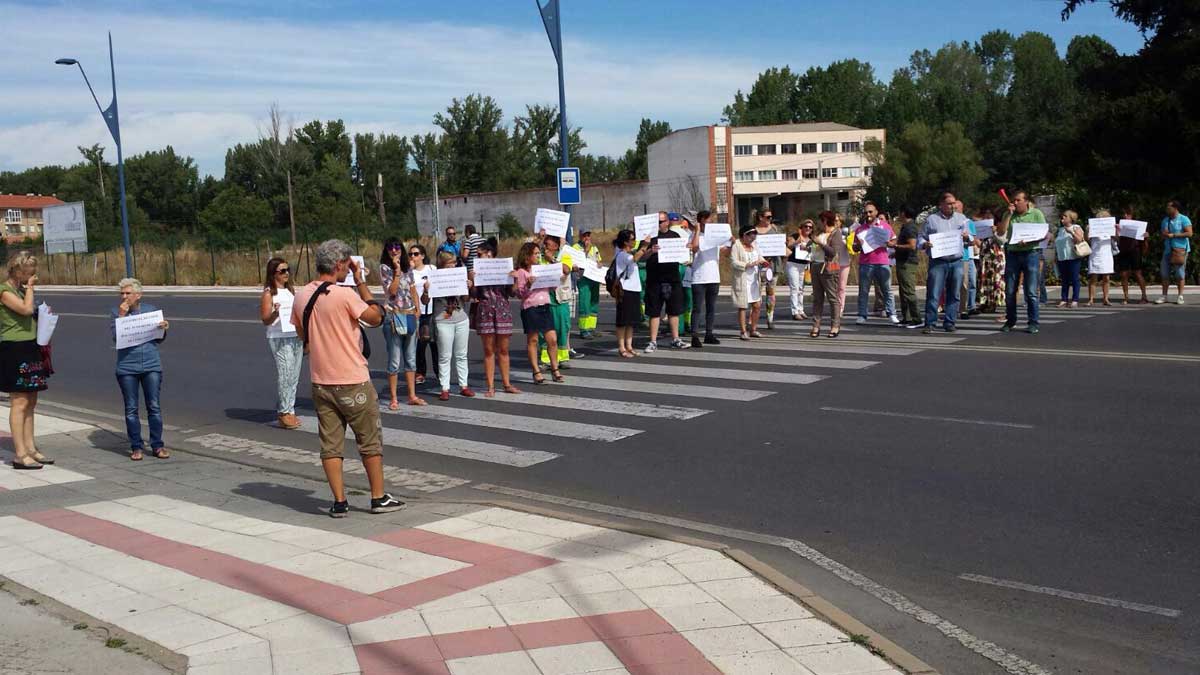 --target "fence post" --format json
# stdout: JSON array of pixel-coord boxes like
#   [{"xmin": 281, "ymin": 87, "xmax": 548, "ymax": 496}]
[
  {"xmin": 170, "ymin": 245, "xmax": 177, "ymax": 285},
  {"xmin": 210, "ymin": 244, "xmax": 216, "ymax": 286},
  {"xmin": 256, "ymin": 245, "xmax": 262, "ymax": 285},
  {"xmin": 104, "ymin": 250, "xmax": 109, "ymax": 285},
  {"xmin": 72, "ymin": 241, "xmax": 78, "ymax": 285}
]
